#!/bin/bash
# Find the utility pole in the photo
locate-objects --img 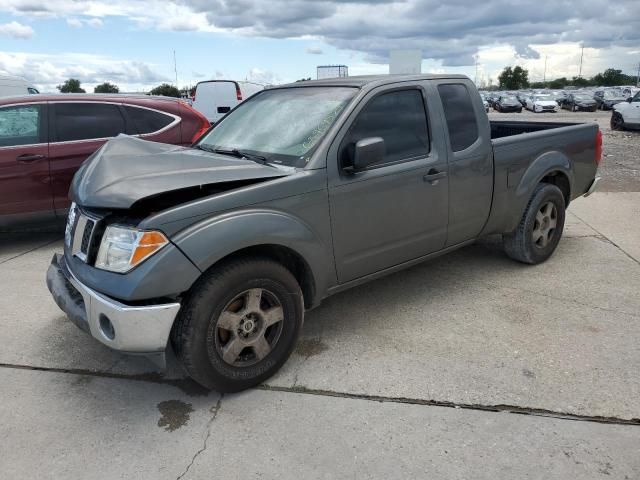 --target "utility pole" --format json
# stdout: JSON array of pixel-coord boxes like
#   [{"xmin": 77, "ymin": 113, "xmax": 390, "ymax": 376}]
[
  {"xmin": 543, "ymin": 55, "xmax": 548, "ymax": 87},
  {"xmin": 578, "ymin": 46, "xmax": 584, "ymax": 79},
  {"xmin": 636, "ymin": 61, "xmax": 640, "ymax": 87},
  {"xmin": 475, "ymin": 58, "xmax": 479, "ymax": 85},
  {"xmin": 173, "ymin": 50, "xmax": 178, "ymax": 87}
]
